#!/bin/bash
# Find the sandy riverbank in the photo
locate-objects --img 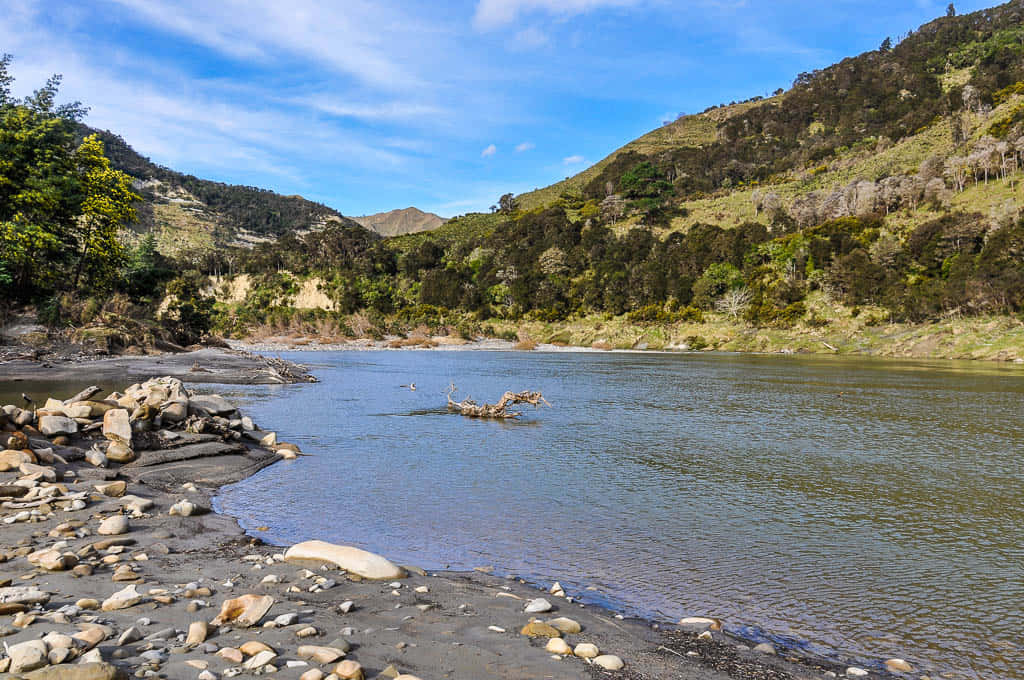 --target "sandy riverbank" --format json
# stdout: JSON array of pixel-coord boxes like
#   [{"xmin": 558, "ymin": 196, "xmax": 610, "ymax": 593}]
[{"xmin": 0, "ymin": 374, "xmax": 895, "ymax": 680}]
